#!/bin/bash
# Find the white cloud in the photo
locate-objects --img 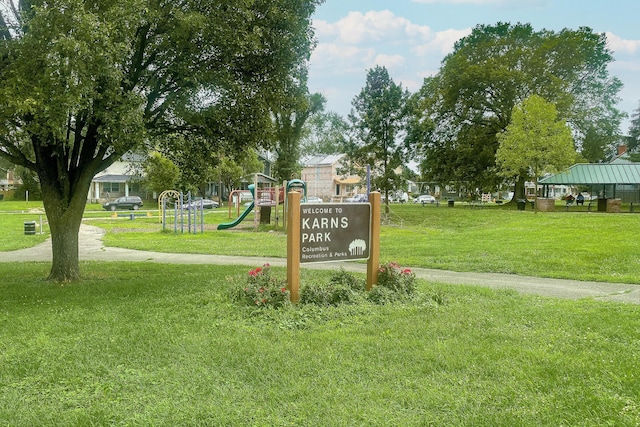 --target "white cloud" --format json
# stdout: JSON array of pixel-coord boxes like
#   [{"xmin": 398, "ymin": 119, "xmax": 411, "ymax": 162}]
[
  {"xmin": 312, "ymin": 10, "xmax": 467, "ymax": 74},
  {"xmin": 606, "ymin": 32, "xmax": 640, "ymax": 56},
  {"xmin": 373, "ymin": 54, "xmax": 406, "ymax": 70},
  {"xmin": 310, "ymin": 43, "xmax": 376, "ymax": 75},
  {"xmin": 314, "ymin": 10, "xmax": 432, "ymax": 46},
  {"xmin": 412, "ymin": 28, "xmax": 472, "ymax": 56}
]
